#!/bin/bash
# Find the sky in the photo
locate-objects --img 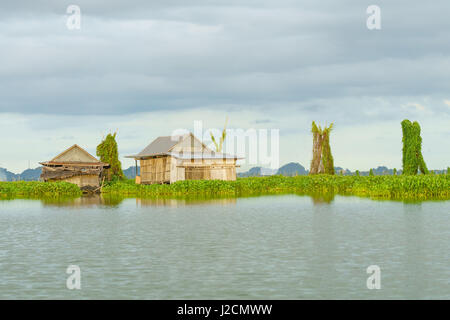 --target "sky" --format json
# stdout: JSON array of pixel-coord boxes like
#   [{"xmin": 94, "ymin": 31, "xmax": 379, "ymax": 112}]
[{"xmin": 1, "ymin": 0, "xmax": 449, "ymax": 173}]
